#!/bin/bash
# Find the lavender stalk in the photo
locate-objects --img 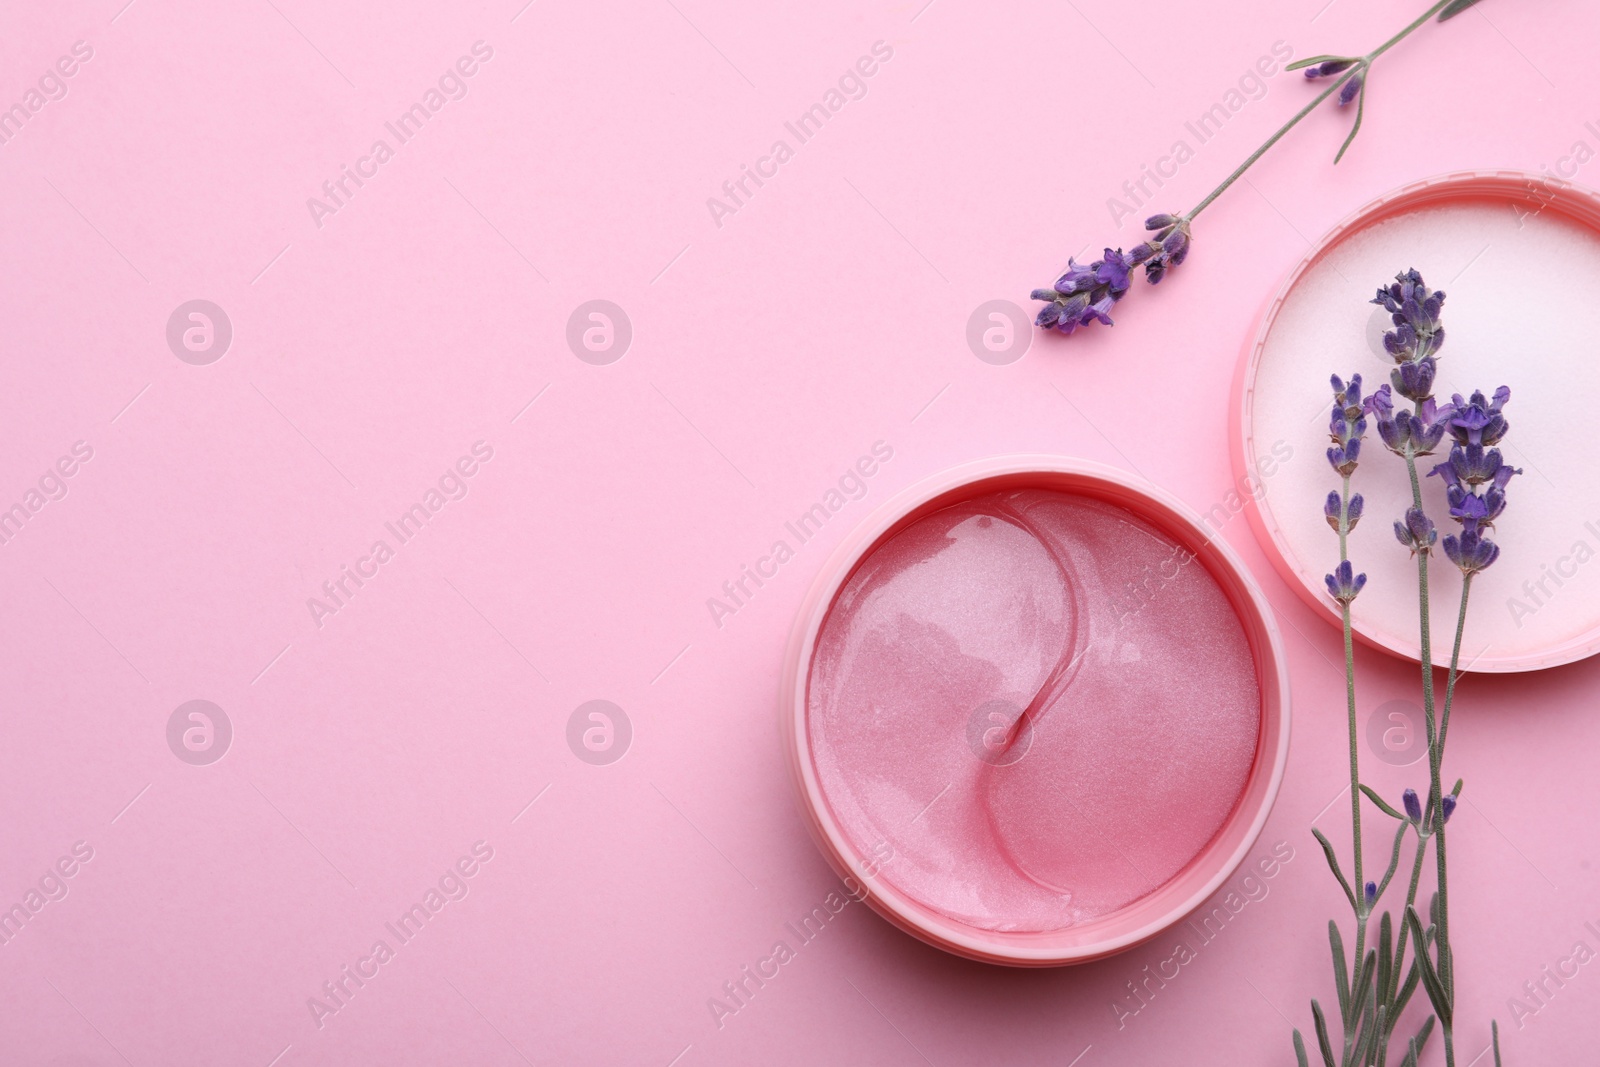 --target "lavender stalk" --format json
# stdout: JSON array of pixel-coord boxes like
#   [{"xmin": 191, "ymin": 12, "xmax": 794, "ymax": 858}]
[
  {"xmin": 1032, "ymin": 0, "xmax": 1481, "ymax": 338},
  {"xmin": 1365, "ymin": 271, "xmax": 1517, "ymax": 1067}
]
